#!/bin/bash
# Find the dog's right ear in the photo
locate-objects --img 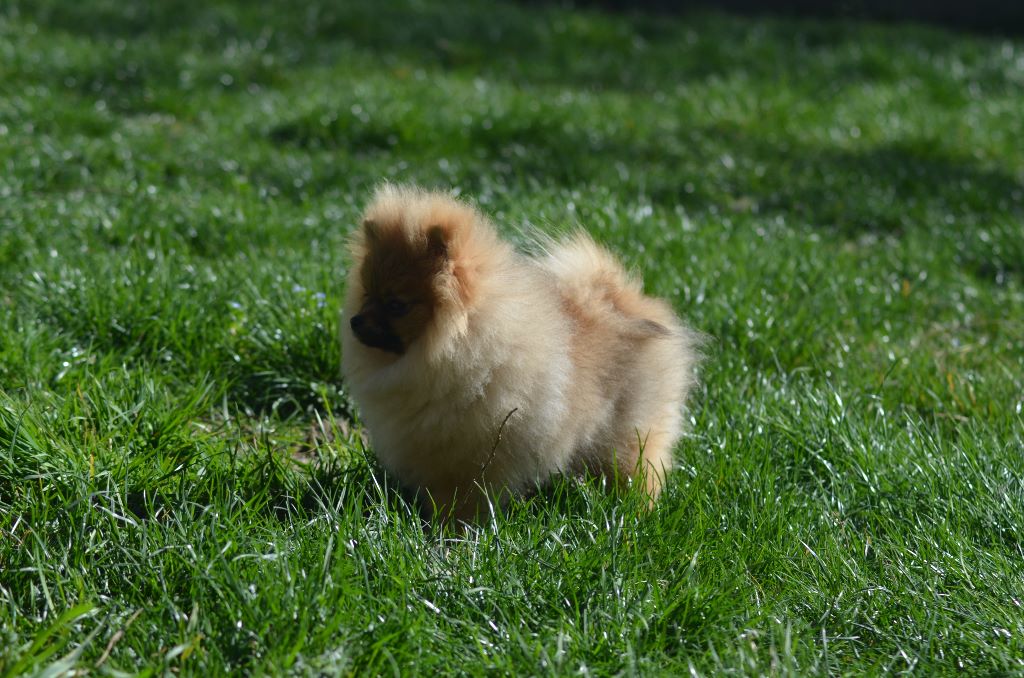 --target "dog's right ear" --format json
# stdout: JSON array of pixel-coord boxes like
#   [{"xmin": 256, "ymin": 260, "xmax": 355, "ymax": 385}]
[
  {"xmin": 362, "ymin": 218, "xmax": 380, "ymax": 244},
  {"xmin": 426, "ymin": 224, "xmax": 449, "ymax": 260}
]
